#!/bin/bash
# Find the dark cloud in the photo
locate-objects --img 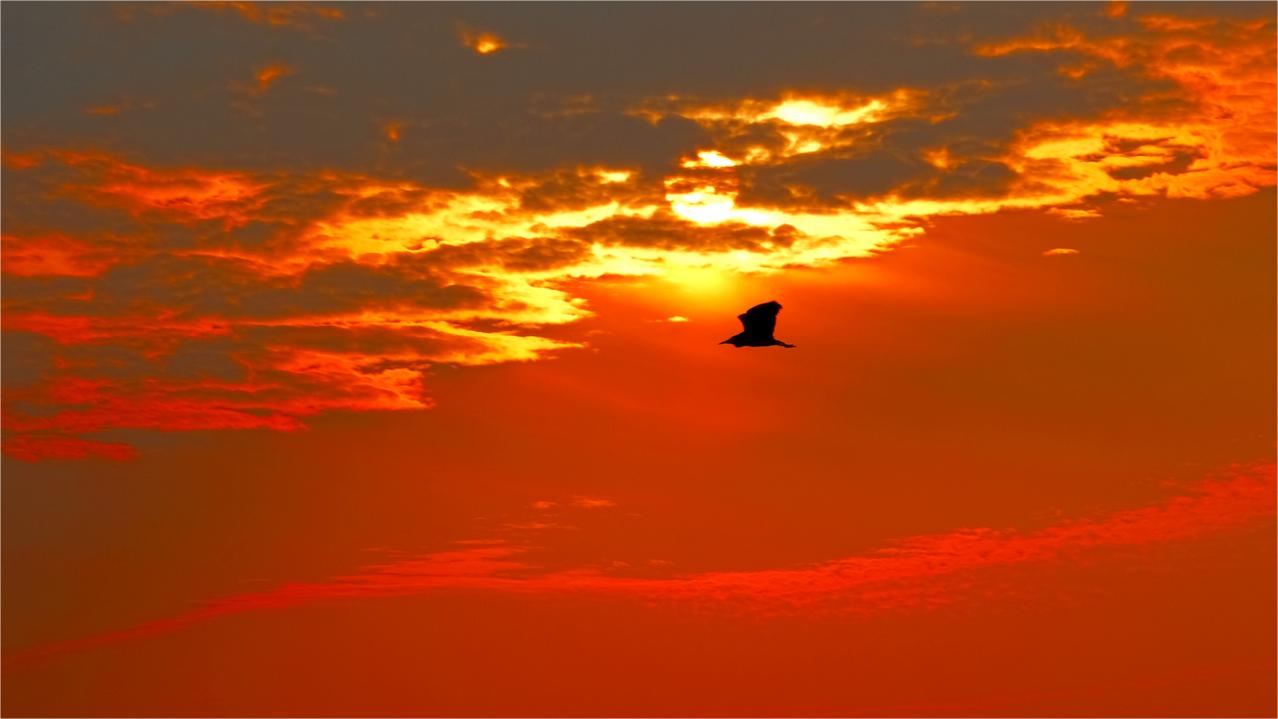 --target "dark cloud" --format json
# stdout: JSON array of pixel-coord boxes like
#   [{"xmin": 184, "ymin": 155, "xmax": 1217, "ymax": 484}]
[
  {"xmin": 159, "ymin": 337, "xmax": 249, "ymax": 382},
  {"xmin": 902, "ymin": 160, "xmax": 1020, "ymax": 200},
  {"xmin": 517, "ymin": 170, "xmax": 661, "ymax": 213},
  {"xmin": 740, "ymin": 152, "xmax": 926, "ymax": 206},
  {"xmin": 0, "ymin": 332, "xmax": 57, "ymax": 388},
  {"xmin": 567, "ymin": 214, "xmax": 799, "ymax": 253},
  {"xmin": 6, "ymin": 2, "xmax": 1234, "ymax": 180},
  {"xmin": 1, "ymin": 163, "xmax": 151, "ymax": 238},
  {"xmin": 5, "ymin": 253, "xmax": 488, "ymax": 321},
  {"xmin": 417, "ymin": 236, "xmax": 593, "ymax": 273}
]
